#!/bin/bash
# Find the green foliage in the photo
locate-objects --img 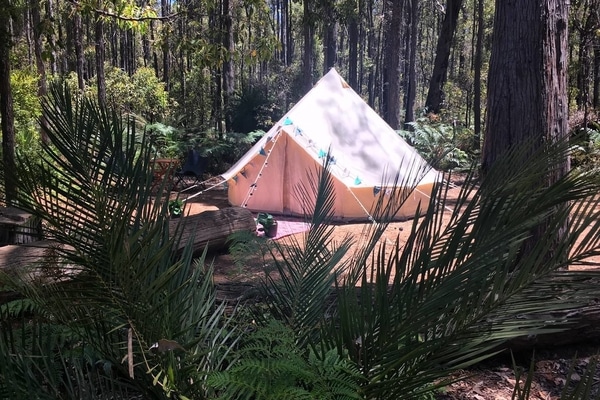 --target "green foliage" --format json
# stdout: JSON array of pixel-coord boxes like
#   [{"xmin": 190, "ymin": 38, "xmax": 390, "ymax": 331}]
[
  {"xmin": 255, "ymin": 142, "xmax": 600, "ymax": 399},
  {"xmin": 104, "ymin": 65, "xmax": 172, "ymax": 121},
  {"xmin": 398, "ymin": 118, "xmax": 473, "ymax": 170},
  {"xmin": 59, "ymin": 65, "xmax": 173, "ymax": 122},
  {"xmin": 570, "ymin": 125, "xmax": 600, "ymax": 171},
  {"xmin": 0, "ymin": 83, "xmax": 234, "ymax": 399},
  {"xmin": 131, "ymin": 67, "xmax": 171, "ymax": 121},
  {"xmin": 196, "ymin": 129, "xmax": 265, "ymax": 174},
  {"xmin": 228, "ymin": 84, "xmax": 281, "ymax": 133},
  {"xmin": 260, "ymin": 156, "xmax": 353, "ymax": 340},
  {"xmin": 168, "ymin": 198, "xmax": 183, "ymax": 217},
  {"xmin": 206, "ymin": 319, "xmax": 362, "ymax": 400},
  {"xmin": 256, "ymin": 212, "xmax": 276, "ymax": 229},
  {"xmin": 144, "ymin": 122, "xmax": 187, "ymax": 158},
  {"xmin": 4, "ymin": 83, "xmax": 600, "ymax": 399},
  {"xmin": 11, "ymin": 69, "xmax": 42, "ymax": 155},
  {"xmin": 227, "ymin": 229, "xmax": 273, "ymax": 273}
]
